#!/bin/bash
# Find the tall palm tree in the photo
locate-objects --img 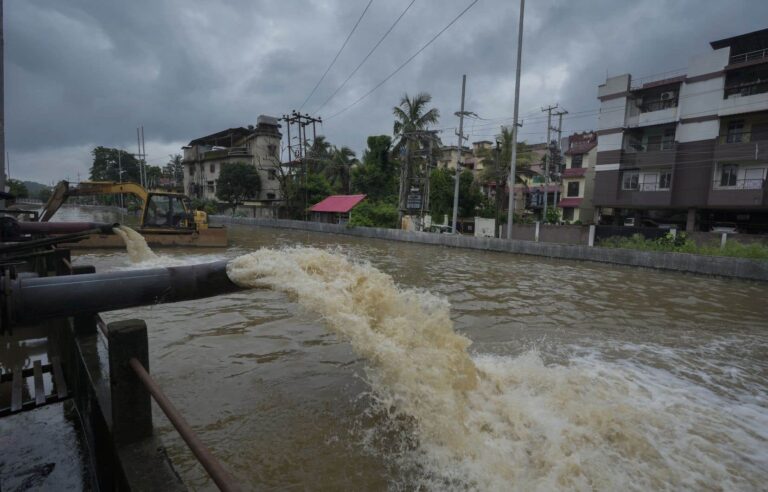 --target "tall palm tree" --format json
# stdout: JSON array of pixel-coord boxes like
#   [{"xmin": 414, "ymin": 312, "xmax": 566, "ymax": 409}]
[
  {"xmin": 324, "ymin": 146, "xmax": 357, "ymax": 194},
  {"xmin": 392, "ymin": 92, "xmax": 440, "ymax": 217}
]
